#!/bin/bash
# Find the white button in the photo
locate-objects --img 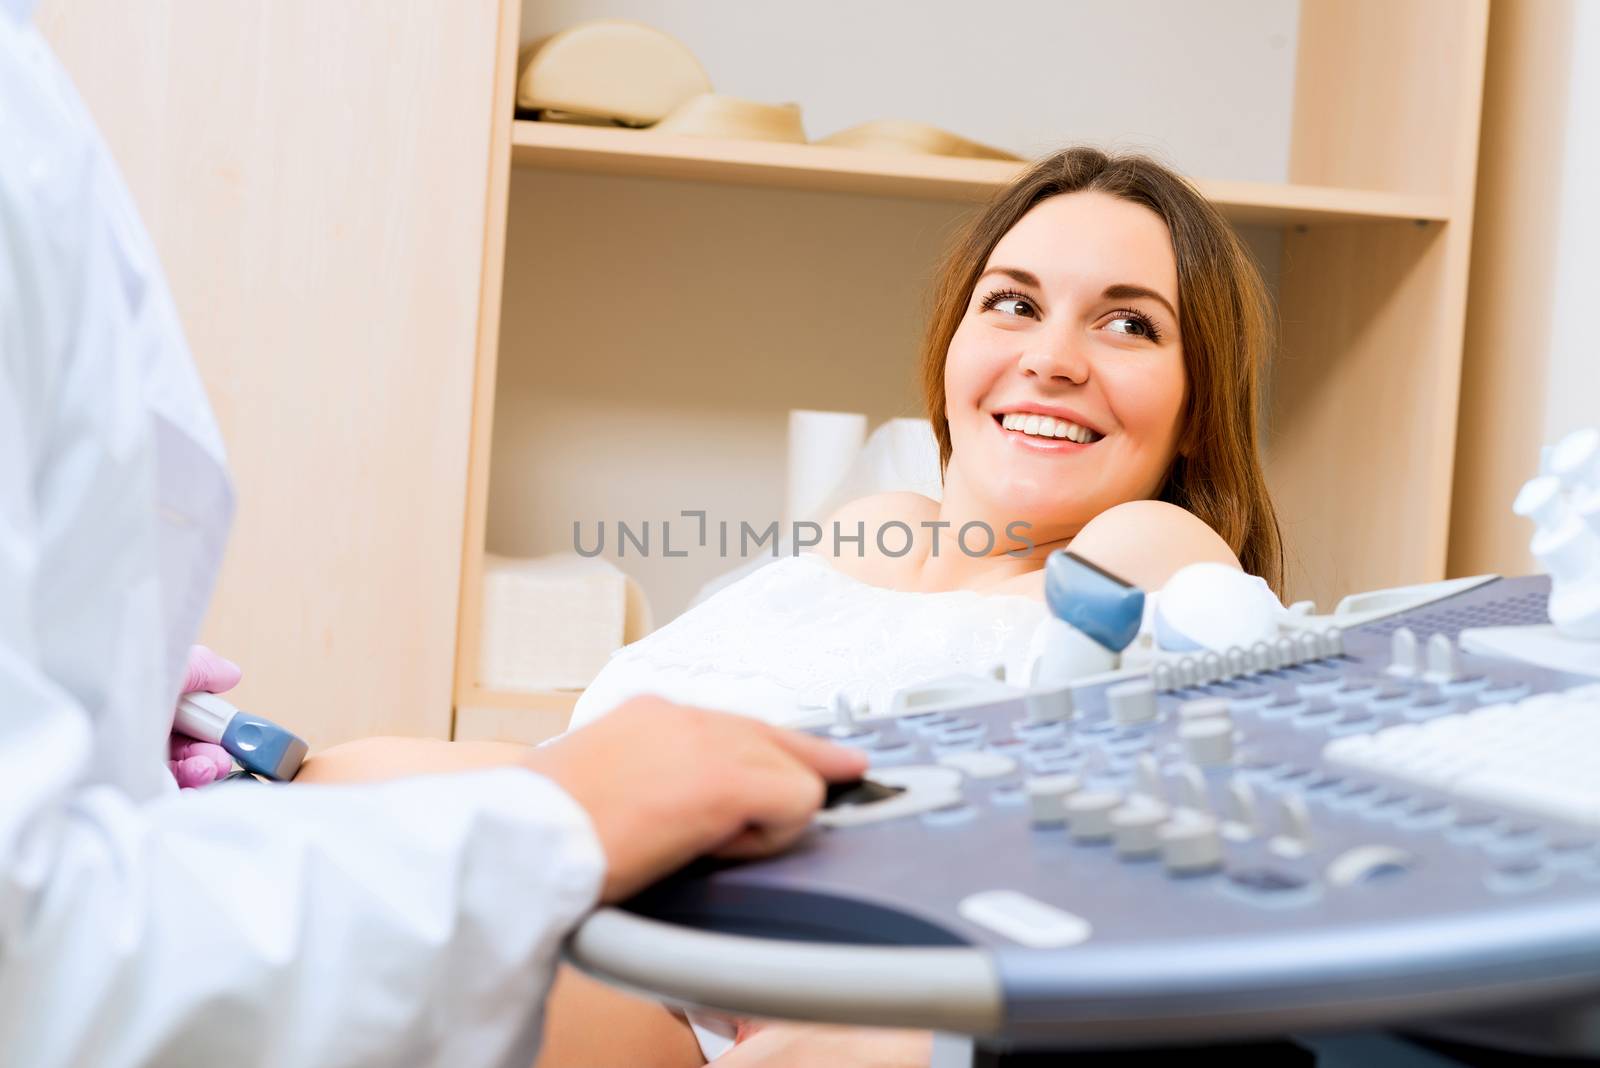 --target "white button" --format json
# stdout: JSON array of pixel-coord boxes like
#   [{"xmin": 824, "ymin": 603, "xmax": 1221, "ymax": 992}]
[
  {"xmin": 1067, "ymin": 791, "xmax": 1122, "ymax": 841},
  {"xmin": 1387, "ymin": 627, "xmax": 1419, "ymax": 677},
  {"xmin": 1160, "ymin": 808, "xmax": 1224, "ymax": 874},
  {"xmin": 1112, "ymin": 796, "xmax": 1169, "ymax": 858},
  {"xmin": 1178, "ymin": 698, "xmax": 1230, "ymax": 722},
  {"xmin": 1180, "ymin": 718, "xmax": 1234, "ymax": 766},
  {"xmin": 1134, "ymin": 754, "xmax": 1164, "ymax": 798},
  {"xmin": 1026, "ymin": 774, "xmax": 1080, "ymax": 825},
  {"xmin": 957, "ymin": 890, "xmax": 1093, "ymax": 949},
  {"xmin": 1225, "ymin": 777, "xmax": 1261, "ymax": 834},
  {"xmin": 1425, "ymin": 633, "xmax": 1461, "ymax": 683},
  {"xmin": 1171, "ymin": 763, "xmax": 1209, "ymax": 809},
  {"xmin": 1108, "ymin": 680, "xmax": 1158, "ymax": 725},
  {"xmin": 1025, "ymin": 686, "xmax": 1074, "ymax": 725},
  {"xmin": 1326, "ymin": 845, "xmax": 1415, "ymax": 887},
  {"xmin": 938, "ymin": 750, "xmax": 1019, "ymax": 780}
]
